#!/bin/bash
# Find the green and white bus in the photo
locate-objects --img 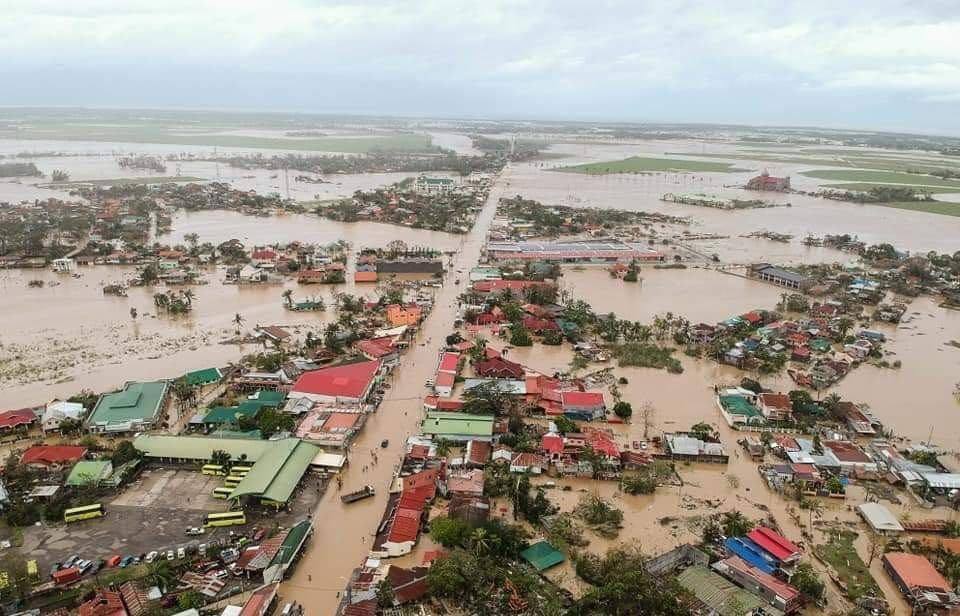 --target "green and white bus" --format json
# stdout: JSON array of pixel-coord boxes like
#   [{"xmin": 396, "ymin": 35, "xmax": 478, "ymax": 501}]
[
  {"xmin": 203, "ymin": 511, "xmax": 247, "ymax": 527},
  {"xmin": 212, "ymin": 487, "xmax": 234, "ymax": 500},
  {"xmin": 202, "ymin": 464, "xmax": 226, "ymax": 476},
  {"xmin": 64, "ymin": 503, "xmax": 104, "ymax": 523}
]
